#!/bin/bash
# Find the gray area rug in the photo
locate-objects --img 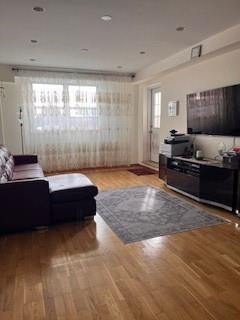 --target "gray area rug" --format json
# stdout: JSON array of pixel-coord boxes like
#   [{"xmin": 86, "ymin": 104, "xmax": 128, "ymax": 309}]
[{"xmin": 96, "ymin": 186, "xmax": 227, "ymax": 243}]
